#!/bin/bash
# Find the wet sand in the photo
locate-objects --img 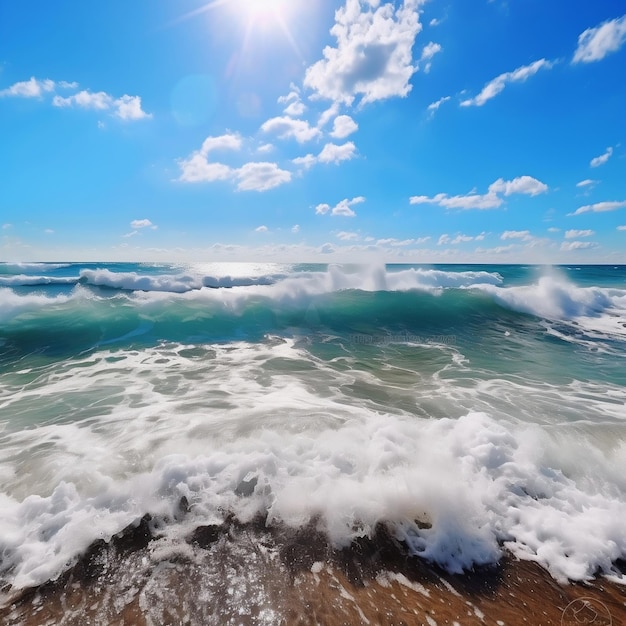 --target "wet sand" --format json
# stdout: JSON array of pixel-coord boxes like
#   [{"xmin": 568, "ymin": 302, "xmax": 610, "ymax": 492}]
[{"xmin": 1, "ymin": 515, "xmax": 624, "ymax": 625}]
